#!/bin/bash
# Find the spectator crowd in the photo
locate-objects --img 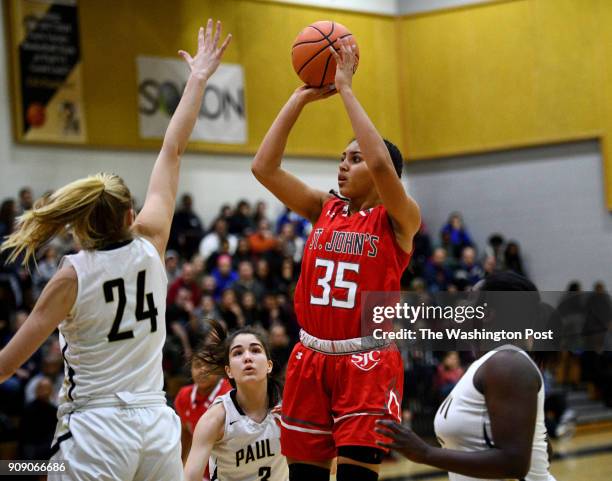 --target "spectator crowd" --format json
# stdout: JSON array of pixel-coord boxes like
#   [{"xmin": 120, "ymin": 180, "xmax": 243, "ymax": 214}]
[{"xmin": 0, "ymin": 187, "xmax": 610, "ymax": 458}]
